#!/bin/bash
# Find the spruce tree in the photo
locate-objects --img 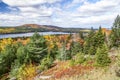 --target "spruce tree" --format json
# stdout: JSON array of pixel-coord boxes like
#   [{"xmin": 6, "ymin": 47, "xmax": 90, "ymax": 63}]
[
  {"xmin": 84, "ymin": 27, "xmax": 95, "ymax": 54},
  {"xmin": 27, "ymin": 32, "xmax": 48, "ymax": 63},
  {"xmin": 95, "ymin": 43, "xmax": 111, "ymax": 67},
  {"xmin": 93, "ymin": 26, "xmax": 105, "ymax": 48}
]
